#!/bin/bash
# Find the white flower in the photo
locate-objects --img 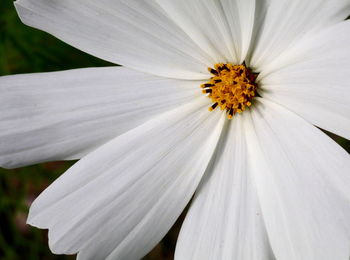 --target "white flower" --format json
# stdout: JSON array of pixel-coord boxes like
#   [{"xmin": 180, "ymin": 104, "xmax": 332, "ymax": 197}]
[{"xmin": 1, "ymin": 0, "xmax": 350, "ymax": 259}]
